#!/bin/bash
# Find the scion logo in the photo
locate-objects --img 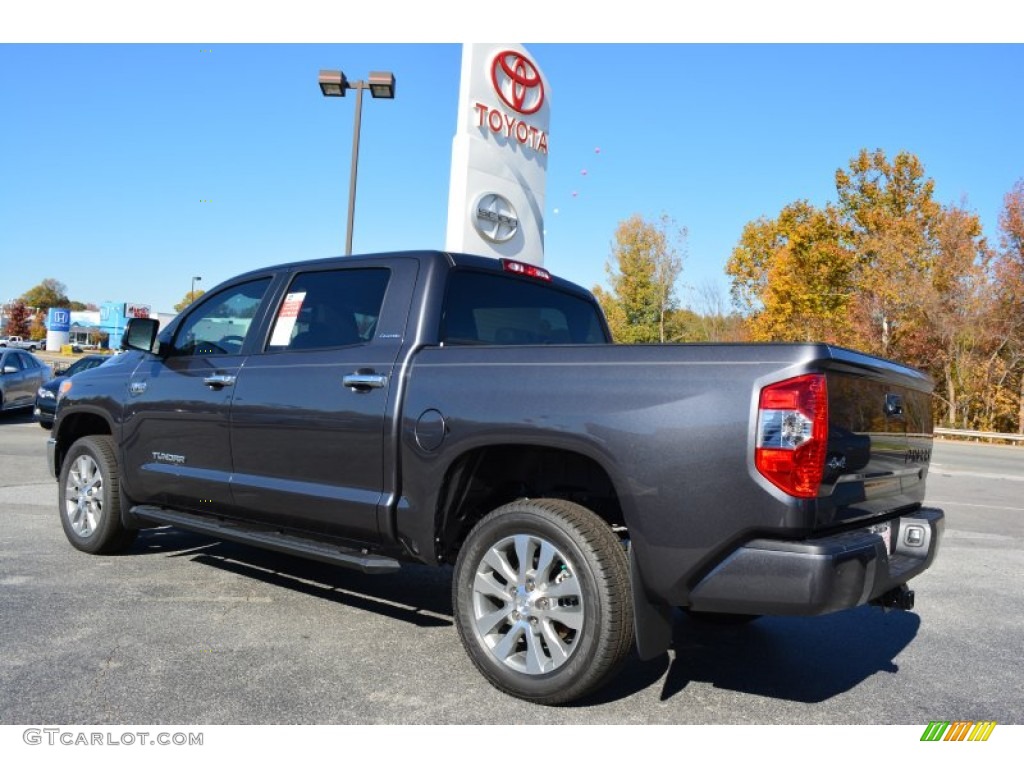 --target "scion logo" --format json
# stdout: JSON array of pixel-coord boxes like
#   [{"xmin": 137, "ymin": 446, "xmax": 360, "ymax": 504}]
[
  {"xmin": 474, "ymin": 193, "xmax": 519, "ymax": 243},
  {"xmin": 491, "ymin": 50, "xmax": 544, "ymax": 115}
]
